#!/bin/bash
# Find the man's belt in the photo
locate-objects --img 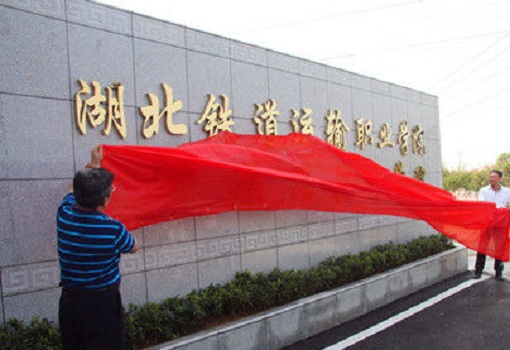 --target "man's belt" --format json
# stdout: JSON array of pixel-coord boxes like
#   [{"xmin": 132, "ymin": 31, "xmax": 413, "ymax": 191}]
[{"xmin": 61, "ymin": 283, "xmax": 119, "ymax": 293}]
